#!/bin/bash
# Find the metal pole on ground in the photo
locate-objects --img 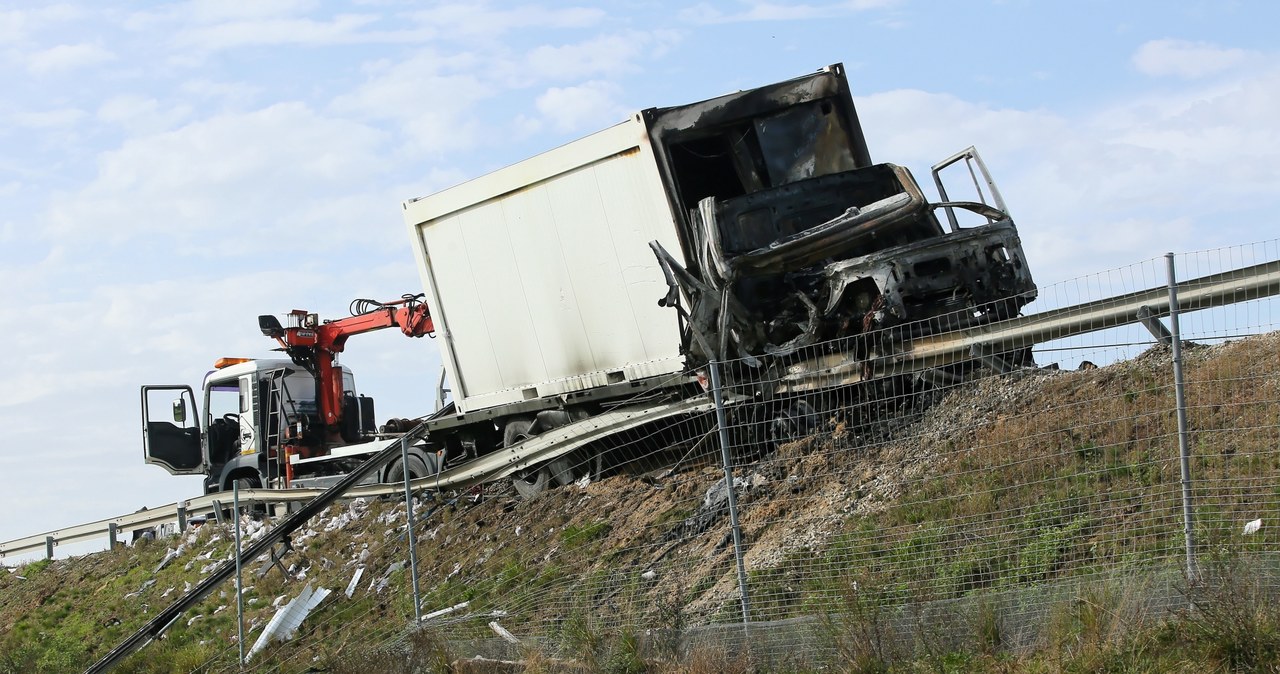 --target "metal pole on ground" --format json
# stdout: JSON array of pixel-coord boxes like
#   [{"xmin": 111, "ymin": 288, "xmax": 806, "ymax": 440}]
[
  {"xmin": 710, "ymin": 360, "xmax": 752, "ymax": 625},
  {"xmin": 233, "ymin": 481, "xmax": 246, "ymax": 665},
  {"xmin": 1167, "ymin": 252, "xmax": 1198, "ymax": 583},
  {"xmin": 402, "ymin": 437, "xmax": 423, "ymax": 623}
]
